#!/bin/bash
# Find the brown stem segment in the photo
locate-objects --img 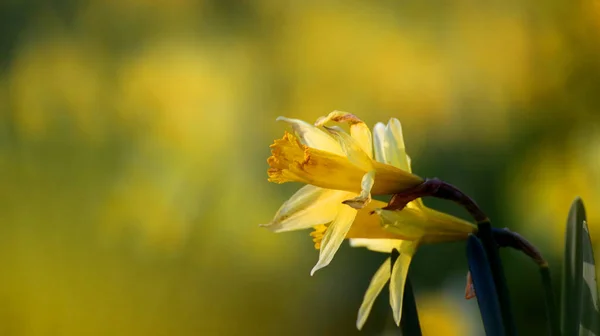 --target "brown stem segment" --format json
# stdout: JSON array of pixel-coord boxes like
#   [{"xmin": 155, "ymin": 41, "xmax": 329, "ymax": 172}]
[
  {"xmin": 384, "ymin": 178, "xmax": 488, "ymax": 223},
  {"xmin": 384, "ymin": 178, "xmax": 548, "ymax": 266},
  {"xmin": 492, "ymin": 228, "xmax": 547, "ymax": 266}
]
